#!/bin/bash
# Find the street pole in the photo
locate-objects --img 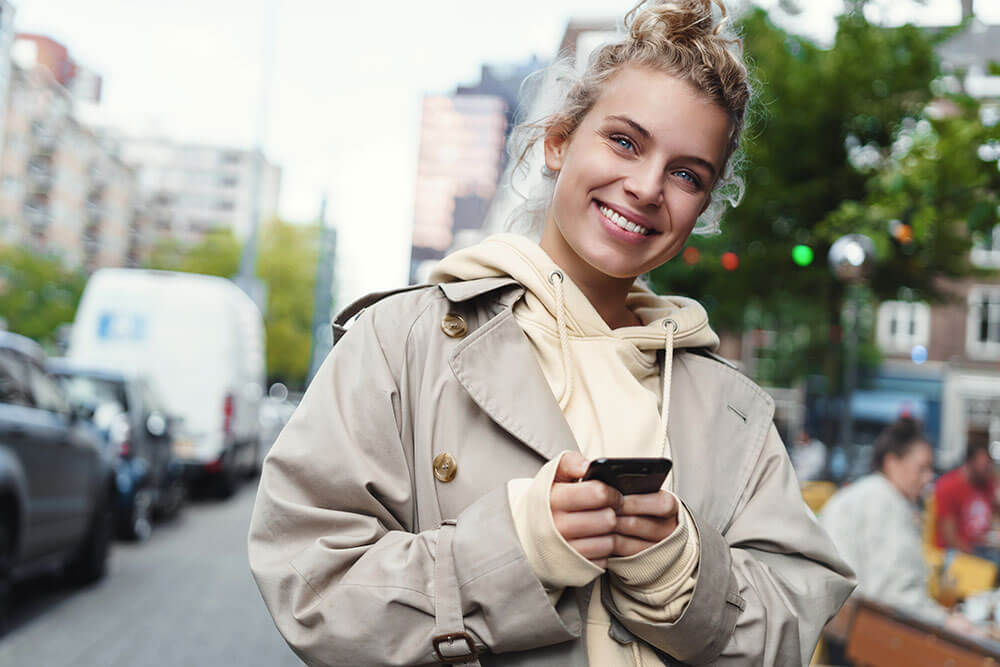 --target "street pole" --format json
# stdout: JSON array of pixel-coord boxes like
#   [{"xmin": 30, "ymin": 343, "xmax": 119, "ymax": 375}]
[
  {"xmin": 234, "ymin": 0, "xmax": 278, "ymax": 312},
  {"xmin": 307, "ymin": 195, "xmax": 336, "ymax": 386},
  {"xmin": 841, "ymin": 285, "xmax": 859, "ymax": 449}
]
